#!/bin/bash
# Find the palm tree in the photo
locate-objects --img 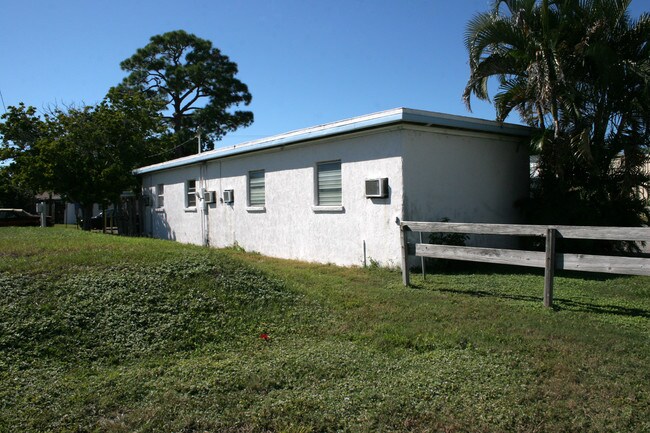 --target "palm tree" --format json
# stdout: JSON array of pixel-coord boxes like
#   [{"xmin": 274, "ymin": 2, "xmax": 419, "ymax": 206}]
[
  {"xmin": 464, "ymin": 0, "xmax": 650, "ymax": 230},
  {"xmin": 463, "ymin": 0, "xmax": 570, "ymax": 134}
]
